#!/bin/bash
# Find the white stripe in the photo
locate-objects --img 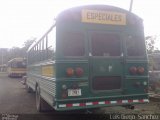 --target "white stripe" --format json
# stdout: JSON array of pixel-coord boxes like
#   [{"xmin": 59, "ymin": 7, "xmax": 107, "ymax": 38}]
[
  {"xmin": 133, "ymin": 100, "xmax": 139, "ymax": 103},
  {"xmin": 59, "ymin": 104, "xmax": 66, "ymax": 108},
  {"xmin": 58, "ymin": 99, "xmax": 148, "ymax": 108},
  {"xmin": 86, "ymin": 102, "xmax": 93, "ymax": 105},
  {"xmin": 143, "ymin": 99, "xmax": 149, "ymax": 102},
  {"xmin": 98, "ymin": 101, "xmax": 105, "ymax": 105},
  {"xmin": 111, "ymin": 101, "xmax": 117, "ymax": 104},
  {"xmin": 122, "ymin": 100, "xmax": 128, "ymax": 103},
  {"xmin": 73, "ymin": 103, "xmax": 80, "ymax": 107}
]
